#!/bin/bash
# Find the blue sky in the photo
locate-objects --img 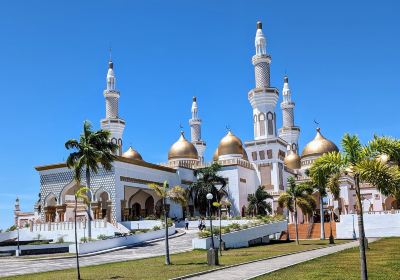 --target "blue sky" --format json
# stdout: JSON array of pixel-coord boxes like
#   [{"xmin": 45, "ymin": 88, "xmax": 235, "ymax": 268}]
[{"xmin": 0, "ymin": 0, "xmax": 399, "ymax": 229}]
